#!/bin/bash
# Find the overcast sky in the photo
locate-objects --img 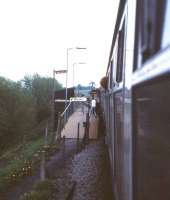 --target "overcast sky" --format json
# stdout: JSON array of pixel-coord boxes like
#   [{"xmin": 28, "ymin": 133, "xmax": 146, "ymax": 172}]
[{"xmin": 0, "ymin": 0, "xmax": 118, "ymax": 87}]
